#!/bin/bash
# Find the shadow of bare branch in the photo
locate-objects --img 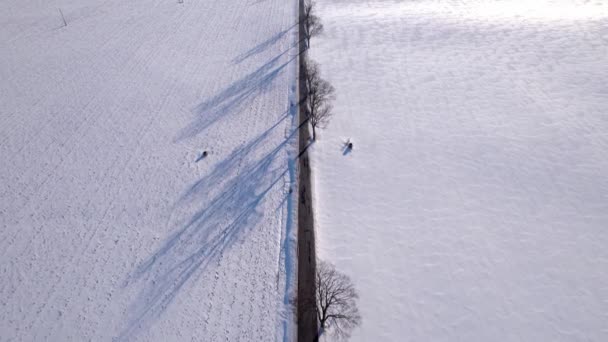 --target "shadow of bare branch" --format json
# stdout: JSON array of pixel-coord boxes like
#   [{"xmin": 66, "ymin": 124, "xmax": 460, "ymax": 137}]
[
  {"xmin": 175, "ymin": 53, "xmax": 297, "ymax": 141},
  {"xmin": 232, "ymin": 23, "xmax": 298, "ymax": 64},
  {"xmin": 119, "ymin": 113, "xmax": 298, "ymax": 340}
]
